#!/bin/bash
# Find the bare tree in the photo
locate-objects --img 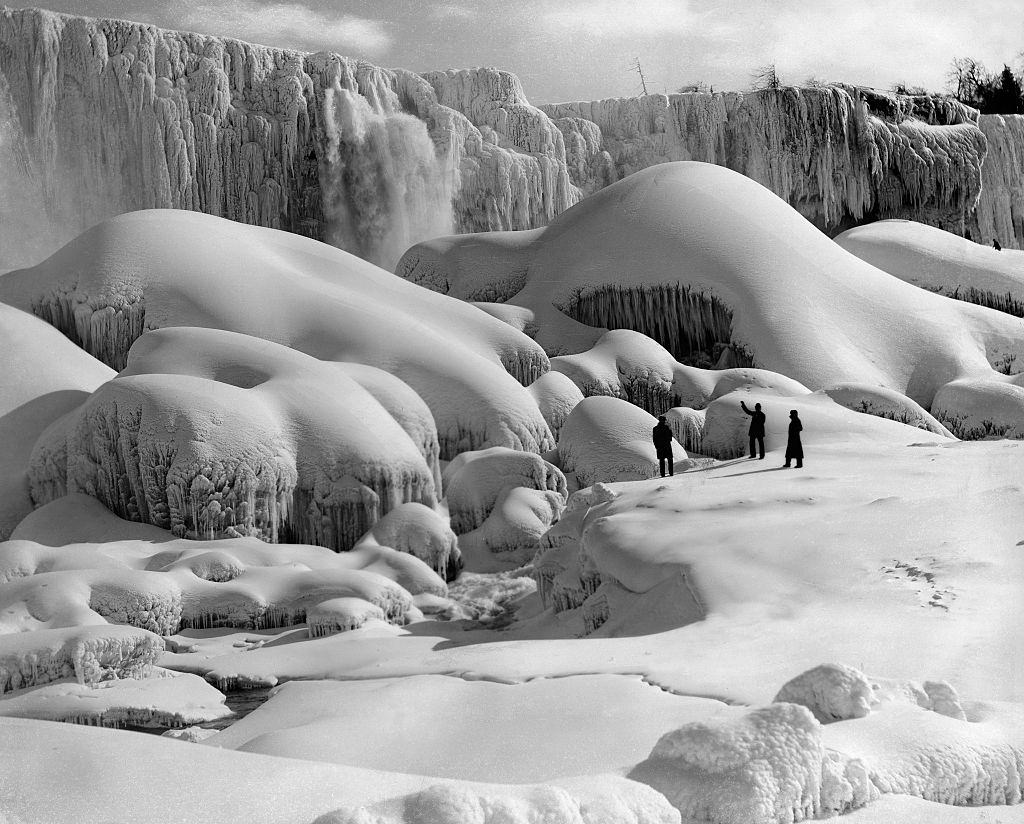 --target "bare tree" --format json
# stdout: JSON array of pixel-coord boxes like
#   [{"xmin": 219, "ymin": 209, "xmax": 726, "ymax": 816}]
[
  {"xmin": 677, "ymin": 81, "xmax": 711, "ymax": 94},
  {"xmin": 947, "ymin": 57, "xmax": 987, "ymax": 103},
  {"xmin": 751, "ymin": 64, "xmax": 781, "ymax": 91}
]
